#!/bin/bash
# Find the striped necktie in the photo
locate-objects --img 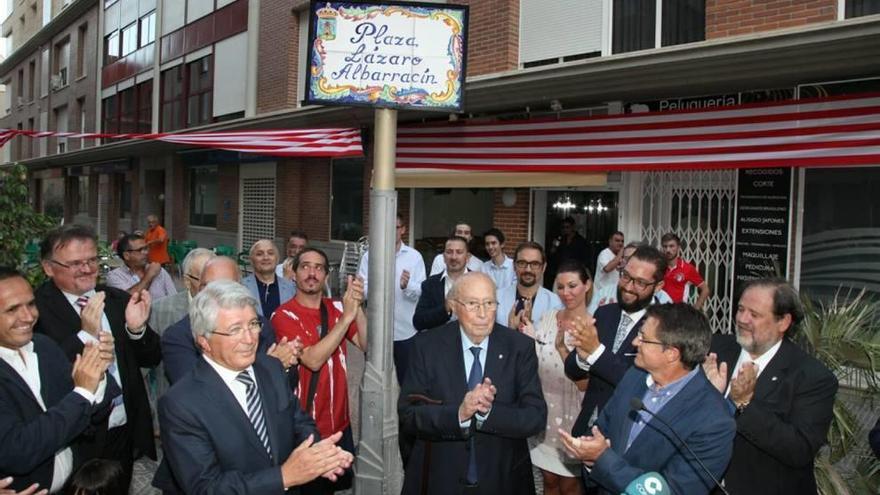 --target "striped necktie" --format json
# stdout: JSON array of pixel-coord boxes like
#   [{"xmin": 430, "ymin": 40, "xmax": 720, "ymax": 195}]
[
  {"xmin": 236, "ymin": 371, "xmax": 272, "ymax": 459},
  {"xmin": 75, "ymin": 295, "xmax": 119, "ymax": 380}
]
